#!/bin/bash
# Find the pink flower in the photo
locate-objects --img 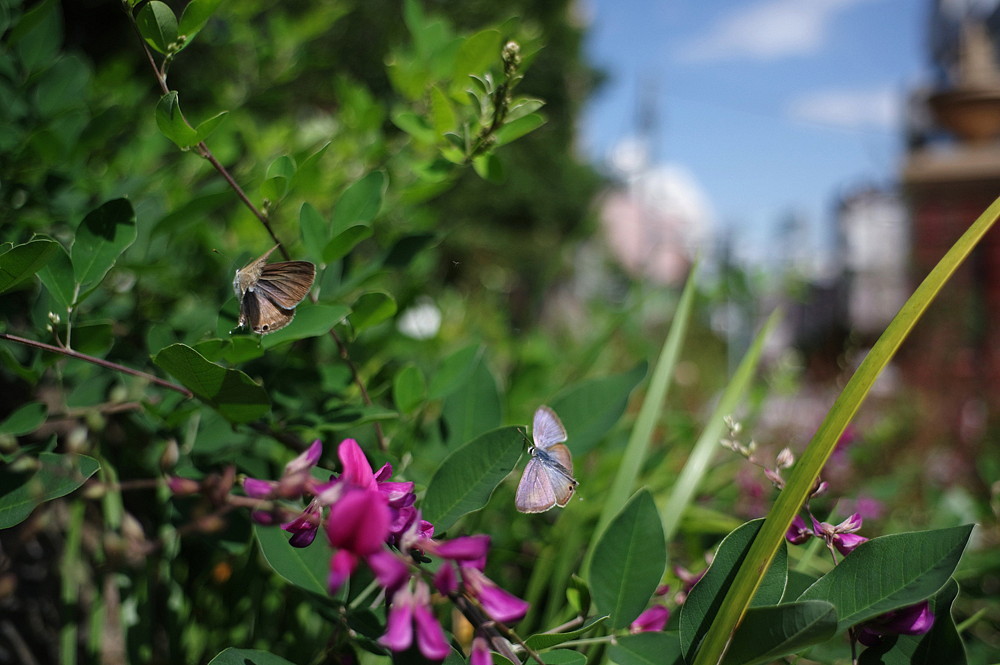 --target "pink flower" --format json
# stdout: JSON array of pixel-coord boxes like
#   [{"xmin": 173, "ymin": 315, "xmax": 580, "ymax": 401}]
[
  {"xmin": 461, "ymin": 567, "xmax": 529, "ymax": 623},
  {"xmin": 470, "ymin": 636, "xmax": 492, "ymax": 665},
  {"xmin": 630, "ymin": 605, "xmax": 670, "ymax": 633},
  {"xmin": 325, "ymin": 487, "xmax": 391, "ymax": 556},
  {"xmin": 379, "ymin": 582, "xmax": 451, "ymax": 660},
  {"xmin": 812, "ymin": 513, "xmax": 868, "ymax": 556},
  {"xmin": 786, "ymin": 515, "xmax": 814, "ymax": 545},
  {"xmin": 856, "ymin": 601, "xmax": 935, "ymax": 646}
]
